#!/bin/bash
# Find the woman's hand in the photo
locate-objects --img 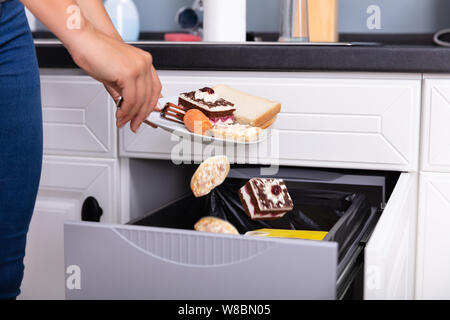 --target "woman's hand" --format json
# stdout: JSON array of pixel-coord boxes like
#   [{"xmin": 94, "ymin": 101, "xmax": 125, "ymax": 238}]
[
  {"xmin": 67, "ymin": 24, "xmax": 162, "ymax": 133},
  {"xmin": 21, "ymin": 0, "xmax": 162, "ymax": 132}
]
